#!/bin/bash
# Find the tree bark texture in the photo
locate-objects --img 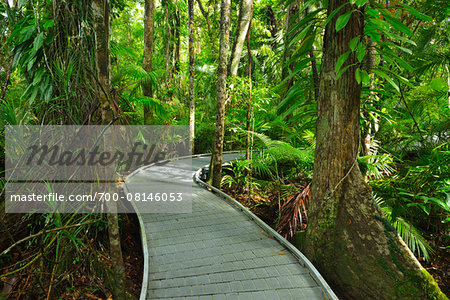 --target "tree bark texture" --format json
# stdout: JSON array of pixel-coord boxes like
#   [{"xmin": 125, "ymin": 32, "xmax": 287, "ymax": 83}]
[
  {"xmin": 188, "ymin": 0, "xmax": 195, "ymax": 154},
  {"xmin": 92, "ymin": 0, "xmax": 112, "ymax": 123},
  {"xmin": 92, "ymin": 1, "xmax": 126, "ymax": 299},
  {"xmin": 304, "ymin": 1, "xmax": 447, "ymax": 299},
  {"xmin": 173, "ymin": 10, "xmax": 181, "ymax": 73},
  {"xmin": 143, "ymin": 0, "xmax": 155, "ymax": 125},
  {"xmin": 310, "ymin": 47, "xmax": 319, "ymax": 101},
  {"xmin": 209, "ymin": 0, "xmax": 231, "ymax": 188},
  {"xmin": 228, "ymin": 0, "xmax": 252, "ymax": 76}
]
